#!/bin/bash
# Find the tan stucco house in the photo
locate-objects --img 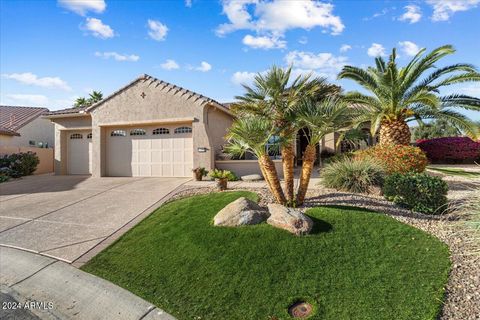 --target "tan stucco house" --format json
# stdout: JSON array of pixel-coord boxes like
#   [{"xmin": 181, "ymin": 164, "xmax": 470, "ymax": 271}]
[
  {"xmin": 45, "ymin": 74, "xmax": 341, "ymax": 178},
  {"xmin": 0, "ymin": 105, "xmax": 54, "ymax": 148}
]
